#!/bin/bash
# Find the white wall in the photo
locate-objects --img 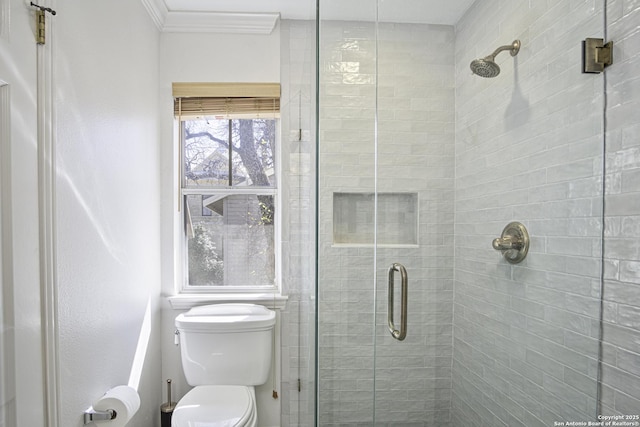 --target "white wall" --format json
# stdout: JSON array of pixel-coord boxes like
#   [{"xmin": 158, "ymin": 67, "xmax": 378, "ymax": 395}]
[
  {"xmin": 53, "ymin": 0, "xmax": 162, "ymax": 426},
  {"xmin": 0, "ymin": 1, "xmax": 162, "ymax": 426},
  {"xmin": 158, "ymin": 25, "xmax": 282, "ymax": 426}
]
